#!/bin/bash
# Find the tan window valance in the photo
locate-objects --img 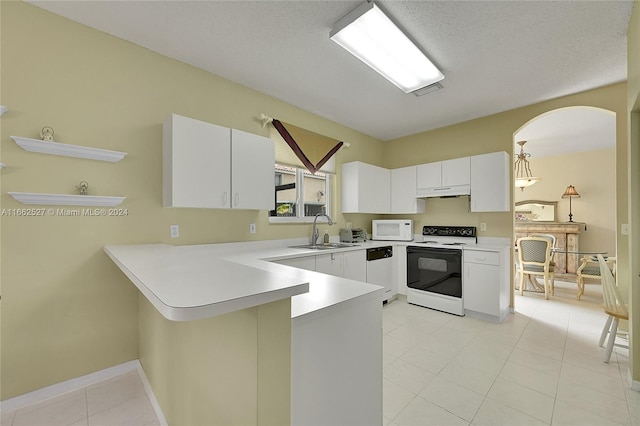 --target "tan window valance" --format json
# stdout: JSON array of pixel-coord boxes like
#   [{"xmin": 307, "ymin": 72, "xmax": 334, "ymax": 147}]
[{"xmin": 269, "ymin": 119, "xmax": 343, "ymax": 174}]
